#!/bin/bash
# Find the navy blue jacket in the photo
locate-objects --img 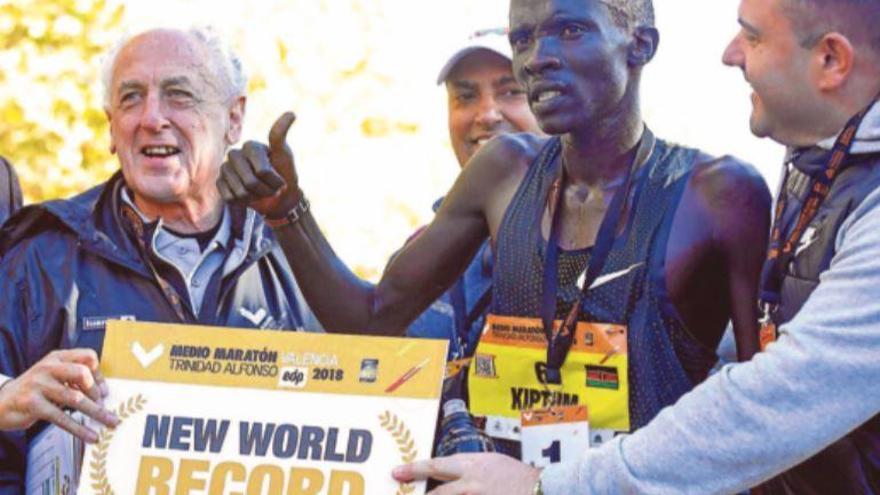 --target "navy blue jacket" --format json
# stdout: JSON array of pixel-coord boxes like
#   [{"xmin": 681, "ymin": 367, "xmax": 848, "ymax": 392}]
[
  {"xmin": 0, "ymin": 174, "xmax": 317, "ymax": 492},
  {"xmin": 0, "ymin": 157, "xmax": 21, "ymax": 227}
]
